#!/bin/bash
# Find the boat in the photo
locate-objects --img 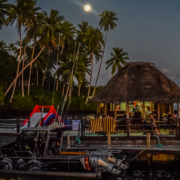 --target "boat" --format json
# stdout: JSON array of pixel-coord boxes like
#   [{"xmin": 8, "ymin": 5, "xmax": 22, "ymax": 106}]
[{"xmin": 0, "ymin": 122, "xmax": 129, "ymax": 179}]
